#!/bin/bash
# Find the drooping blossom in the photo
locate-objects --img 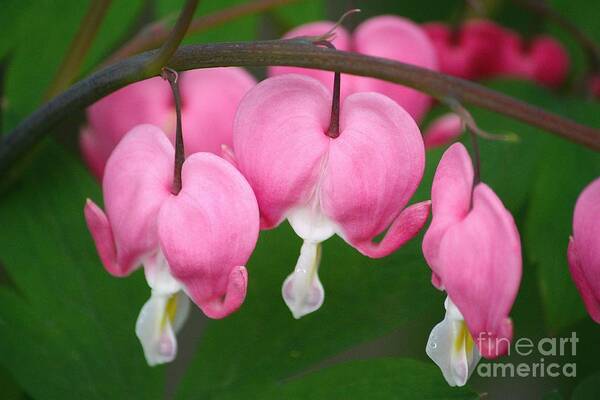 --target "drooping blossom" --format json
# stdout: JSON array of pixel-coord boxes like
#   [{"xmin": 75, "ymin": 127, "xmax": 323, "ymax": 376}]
[
  {"xmin": 422, "ymin": 143, "xmax": 522, "ymax": 385},
  {"xmin": 423, "ymin": 20, "xmax": 505, "ymax": 80},
  {"xmin": 269, "ymin": 15, "xmax": 438, "ymax": 121},
  {"xmin": 80, "ymin": 67, "xmax": 256, "ymax": 179},
  {"xmin": 568, "ymin": 177, "xmax": 600, "ymax": 323},
  {"xmin": 85, "ymin": 124, "xmax": 259, "ymax": 365},
  {"xmin": 232, "ymin": 74, "xmax": 430, "ymax": 318},
  {"xmin": 498, "ymin": 31, "xmax": 569, "ymax": 88}
]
